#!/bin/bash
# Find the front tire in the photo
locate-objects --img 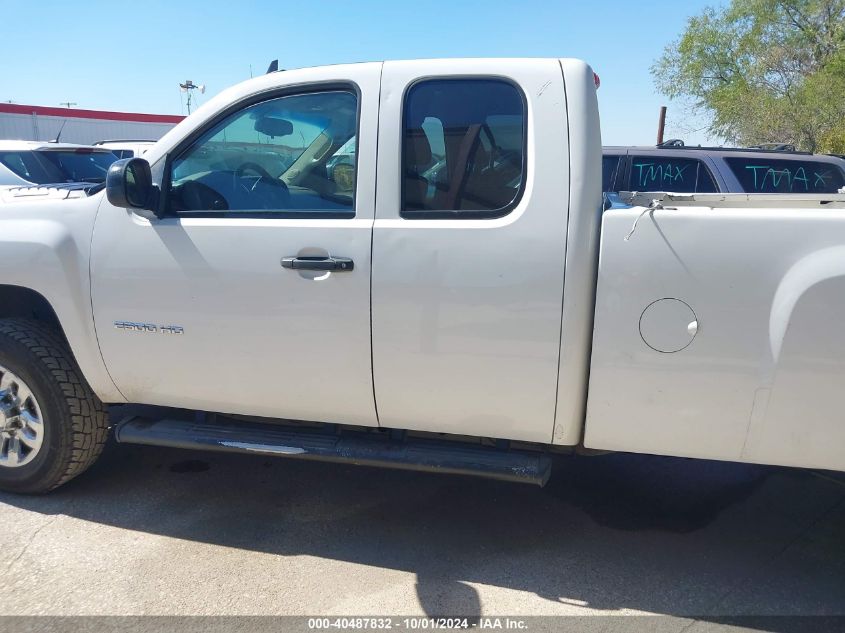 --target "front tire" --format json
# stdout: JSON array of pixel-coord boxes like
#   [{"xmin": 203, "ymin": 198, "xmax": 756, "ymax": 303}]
[{"xmin": 0, "ymin": 319, "xmax": 109, "ymax": 493}]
